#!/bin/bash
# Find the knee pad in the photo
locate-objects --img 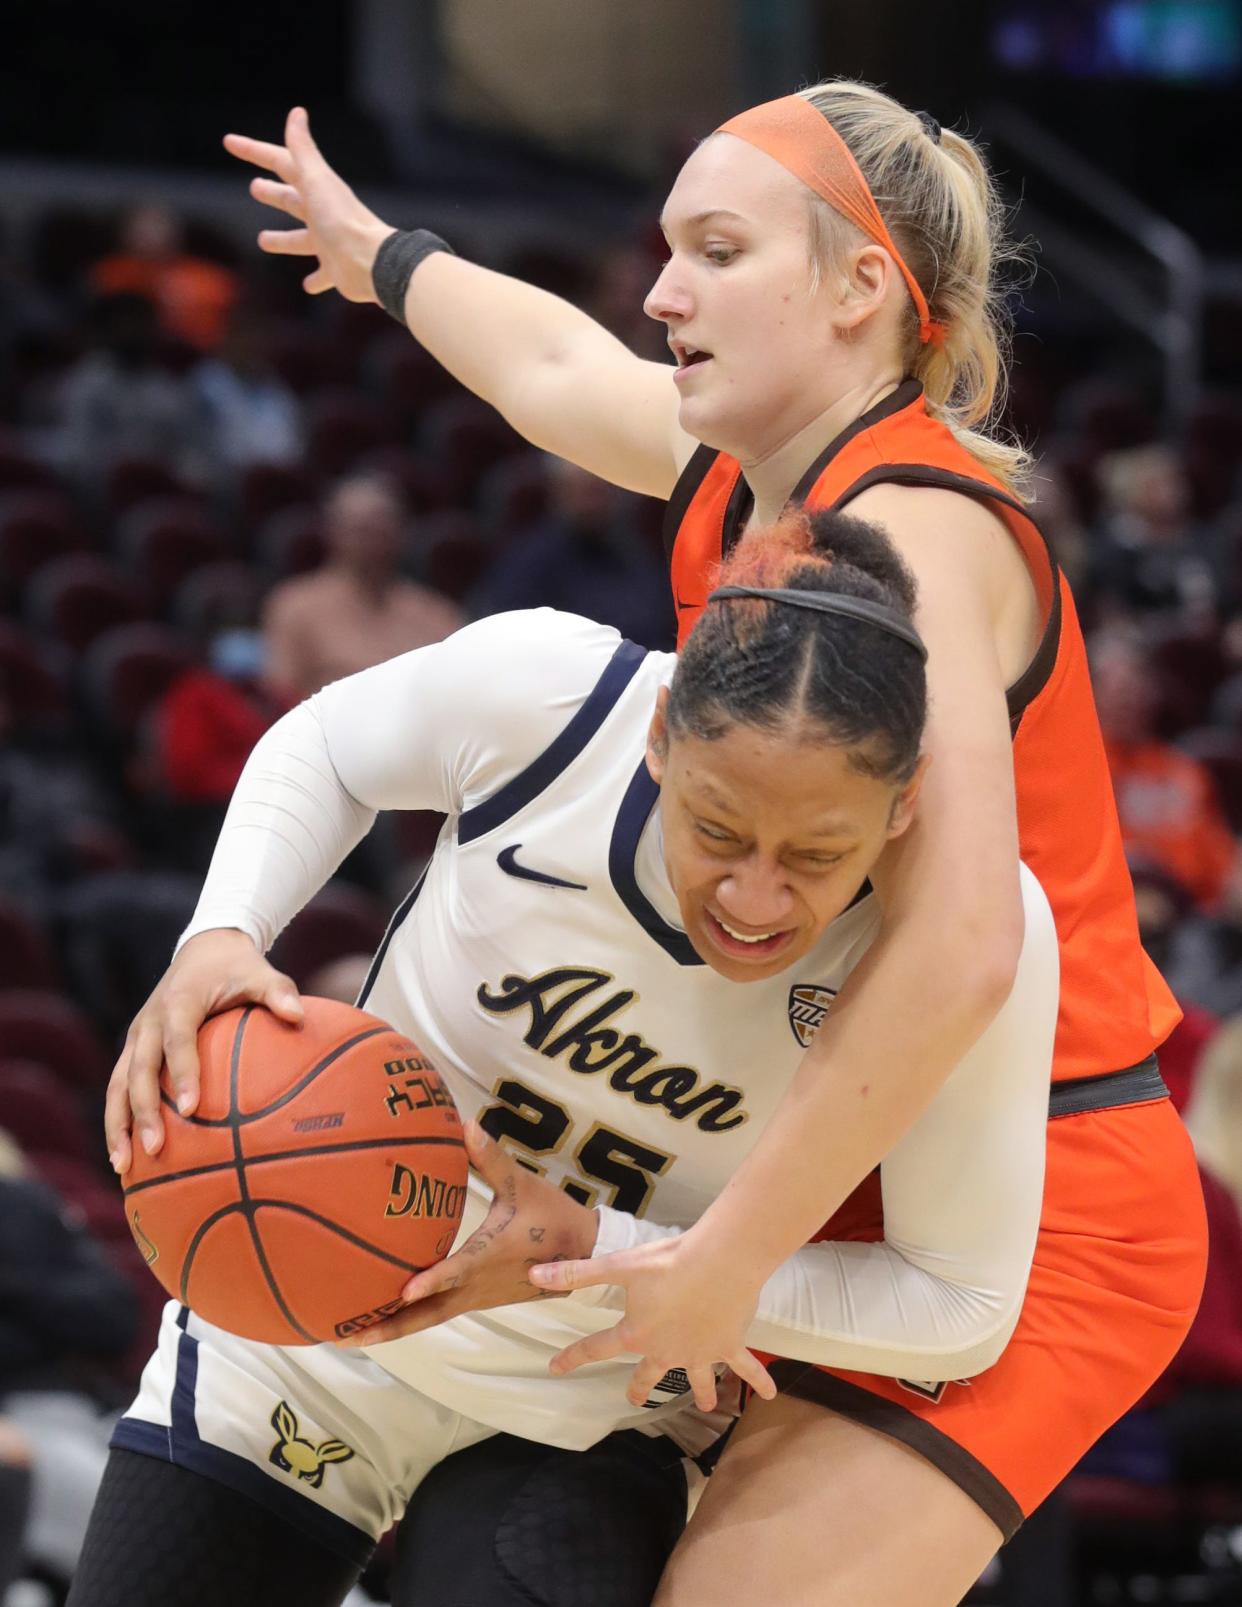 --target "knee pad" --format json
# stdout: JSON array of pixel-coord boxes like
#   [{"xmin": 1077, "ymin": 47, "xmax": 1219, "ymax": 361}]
[{"xmin": 492, "ymin": 1439, "xmax": 687, "ymax": 1607}]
